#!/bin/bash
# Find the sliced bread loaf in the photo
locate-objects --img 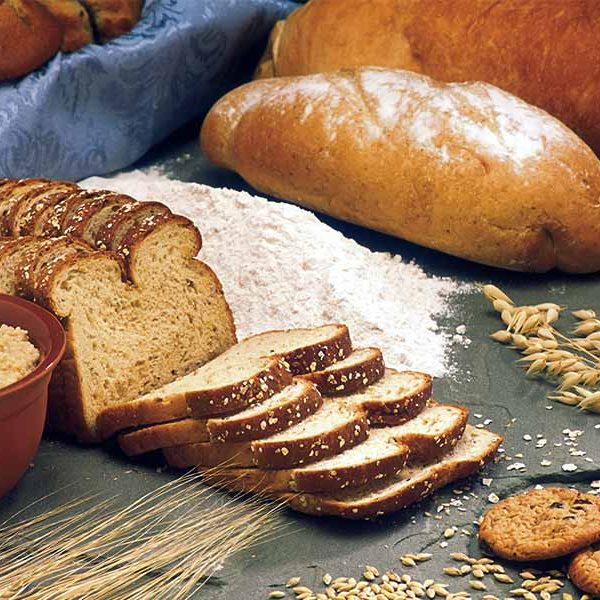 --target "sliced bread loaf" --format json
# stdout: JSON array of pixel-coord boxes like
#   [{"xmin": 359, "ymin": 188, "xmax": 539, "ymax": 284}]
[
  {"xmin": 118, "ymin": 380, "xmax": 323, "ymax": 455},
  {"xmin": 282, "ymin": 426, "xmax": 503, "ymax": 519},
  {"xmin": 344, "ymin": 368, "xmax": 432, "ymax": 425},
  {"xmin": 164, "ymin": 400, "xmax": 369, "ymax": 470},
  {"xmin": 203, "ymin": 403, "xmax": 467, "ymax": 494},
  {"xmin": 17, "ymin": 186, "xmax": 80, "ymax": 236},
  {"xmin": 0, "ymin": 179, "xmax": 49, "ymax": 235},
  {"xmin": 299, "ymin": 347, "xmax": 384, "ymax": 395},
  {"xmin": 20, "ymin": 219, "xmax": 238, "ymax": 442},
  {"xmin": 98, "ymin": 324, "xmax": 352, "ymax": 437}
]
